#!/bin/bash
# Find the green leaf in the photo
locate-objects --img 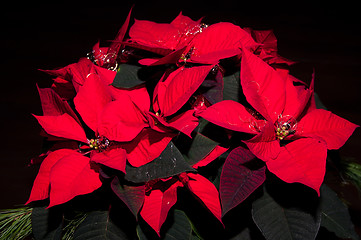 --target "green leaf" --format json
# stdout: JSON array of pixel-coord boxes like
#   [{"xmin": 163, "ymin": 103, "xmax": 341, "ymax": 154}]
[
  {"xmin": 62, "ymin": 213, "xmax": 87, "ymax": 240},
  {"xmin": 220, "ymin": 147, "xmax": 266, "ymax": 217},
  {"xmin": 223, "ymin": 71, "xmax": 240, "ymax": 102},
  {"xmin": 125, "ymin": 141, "xmax": 195, "ymax": 183},
  {"xmin": 137, "ymin": 210, "xmax": 197, "ymax": 240},
  {"xmin": 31, "ymin": 206, "xmax": 63, "ymax": 240},
  {"xmin": 252, "ymin": 185, "xmax": 321, "ymax": 240},
  {"xmin": 73, "ymin": 210, "xmax": 129, "ymax": 240},
  {"xmin": 314, "ymin": 92, "xmax": 327, "ymax": 110},
  {"xmin": 111, "ymin": 176, "xmax": 145, "ymax": 219},
  {"xmin": 319, "ymin": 184, "xmax": 360, "ymax": 240},
  {"xmin": 180, "ymin": 132, "xmax": 220, "ymax": 166},
  {"xmin": 112, "ymin": 64, "xmax": 145, "ymax": 89}
]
